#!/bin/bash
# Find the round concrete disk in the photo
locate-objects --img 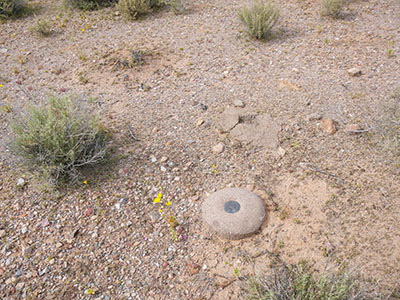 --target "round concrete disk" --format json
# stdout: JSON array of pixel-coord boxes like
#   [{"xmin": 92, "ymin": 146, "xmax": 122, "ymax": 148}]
[{"xmin": 202, "ymin": 188, "xmax": 266, "ymax": 240}]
